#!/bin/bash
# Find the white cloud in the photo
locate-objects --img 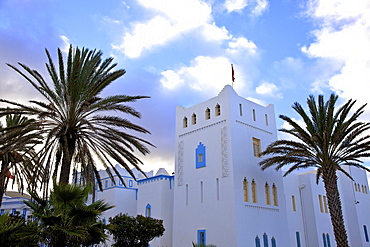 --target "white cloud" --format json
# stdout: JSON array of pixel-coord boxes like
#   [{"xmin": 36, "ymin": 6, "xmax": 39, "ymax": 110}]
[
  {"xmin": 160, "ymin": 70, "xmax": 184, "ymax": 89},
  {"xmin": 160, "ymin": 56, "xmax": 244, "ymax": 94},
  {"xmin": 60, "ymin": 35, "xmax": 70, "ymax": 53},
  {"xmin": 303, "ymin": 0, "xmax": 370, "ymax": 106},
  {"xmin": 114, "ymin": 0, "xmax": 212, "ymax": 58},
  {"xmin": 224, "ymin": 0, "xmax": 248, "ymax": 12},
  {"xmin": 252, "ymin": 0, "xmax": 269, "ymax": 16},
  {"xmin": 224, "ymin": 0, "xmax": 269, "ymax": 16},
  {"xmin": 226, "ymin": 37, "xmax": 257, "ymax": 55},
  {"xmin": 256, "ymin": 81, "xmax": 282, "ymax": 98},
  {"xmin": 201, "ymin": 22, "xmax": 230, "ymax": 41},
  {"xmin": 113, "ymin": 16, "xmax": 177, "ymax": 58},
  {"xmin": 246, "ymin": 97, "xmax": 266, "ymax": 106},
  {"xmin": 278, "ymin": 117, "xmax": 306, "ymax": 142}
]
